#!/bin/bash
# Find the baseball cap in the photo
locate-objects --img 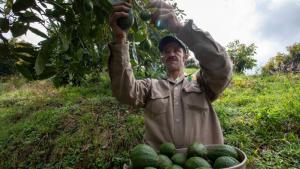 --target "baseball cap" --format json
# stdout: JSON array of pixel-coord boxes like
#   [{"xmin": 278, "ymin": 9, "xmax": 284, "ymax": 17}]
[{"xmin": 158, "ymin": 35, "xmax": 189, "ymax": 54}]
